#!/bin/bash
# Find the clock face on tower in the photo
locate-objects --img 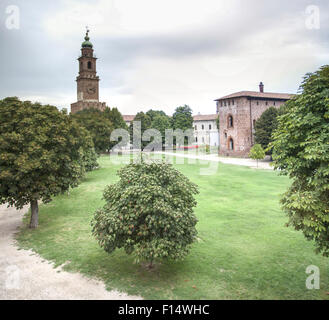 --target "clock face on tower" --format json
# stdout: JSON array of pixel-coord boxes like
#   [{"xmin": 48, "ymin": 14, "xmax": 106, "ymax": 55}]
[{"xmin": 87, "ymin": 85, "xmax": 96, "ymax": 95}]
